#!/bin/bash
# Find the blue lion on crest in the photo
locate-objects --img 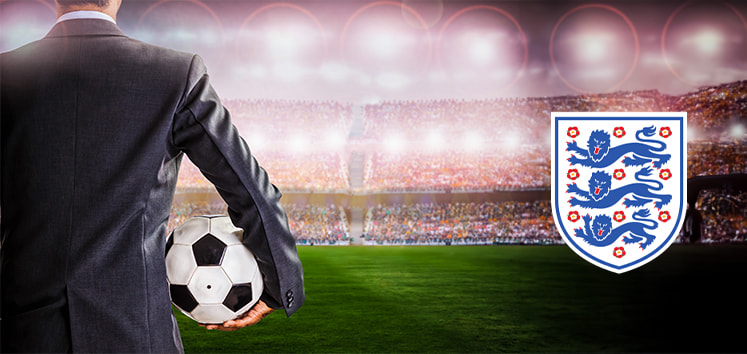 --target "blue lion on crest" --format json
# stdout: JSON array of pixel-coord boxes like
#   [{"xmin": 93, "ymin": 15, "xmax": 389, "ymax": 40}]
[
  {"xmin": 567, "ymin": 126, "xmax": 671, "ymax": 169},
  {"xmin": 567, "ymin": 167, "xmax": 672, "ymax": 210},
  {"xmin": 574, "ymin": 209, "xmax": 659, "ymax": 249}
]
